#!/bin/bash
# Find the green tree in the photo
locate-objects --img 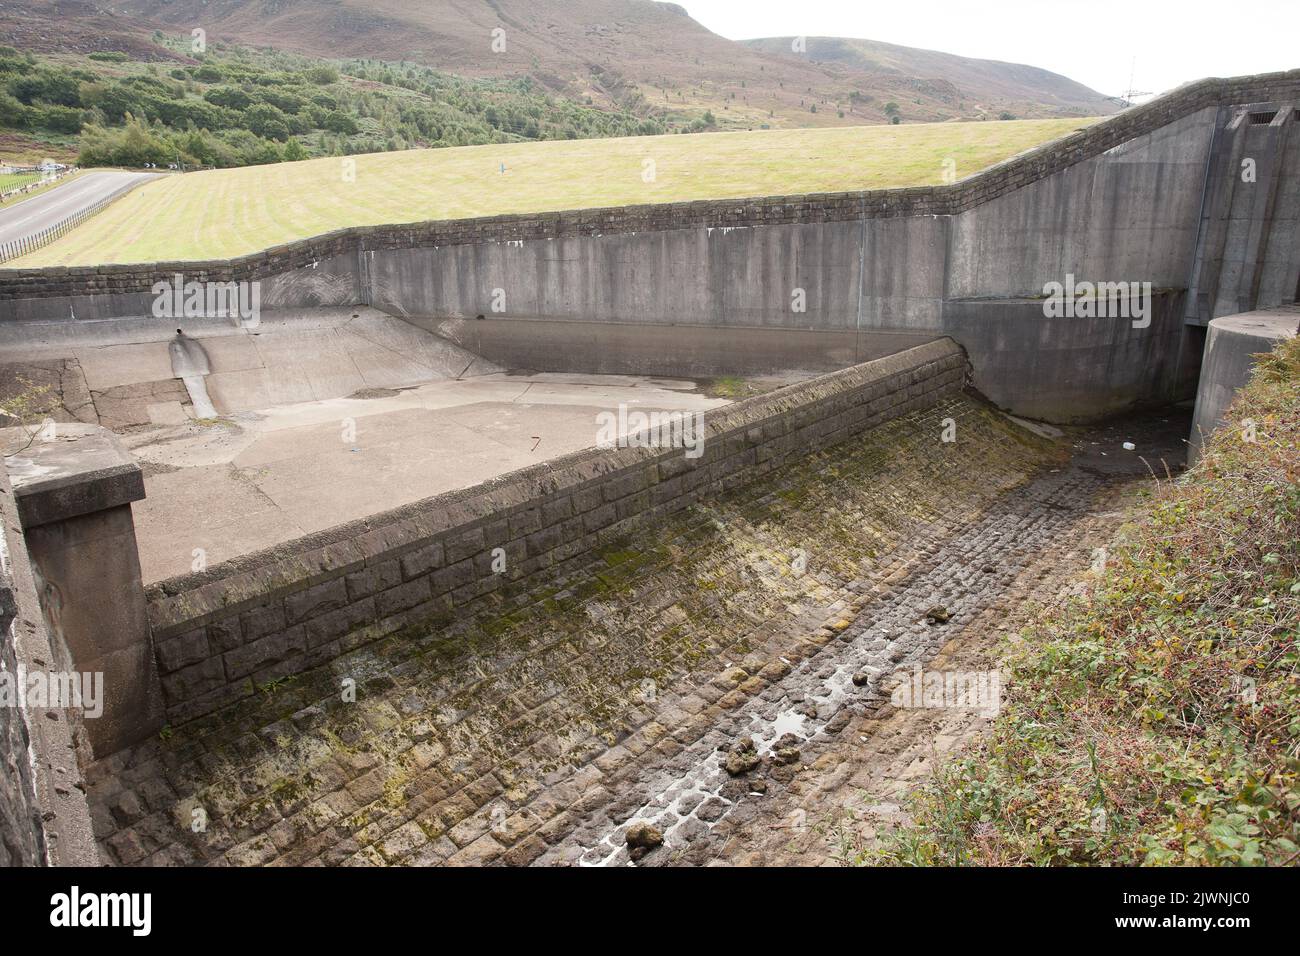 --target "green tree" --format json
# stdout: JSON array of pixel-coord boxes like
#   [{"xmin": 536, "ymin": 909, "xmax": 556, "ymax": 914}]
[
  {"xmin": 97, "ymin": 85, "xmax": 145, "ymax": 122},
  {"xmin": 37, "ymin": 104, "xmax": 83, "ymax": 134},
  {"xmin": 0, "ymin": 92, "xmax": 29, "ymax": 128},
  {"xmin": 244, "ymin": 103, "xmax": 290, "ymax": 141},
  {"xmin": 116, "ymin": 113, "xmax": 170, "ymax": 165},
  {"xmin": 204, "ymin": 86, "xmax": 253, "ymax": 110},
  {"xmin": 320, "ymin": 110, "xmax": 358, "ymax": 134},
  {"xmin": 247, "ymin": 139, "xmax": 282, "ymax": 164},
  {"xmin": 305, "ymin": 65, "xmax": 338, "ymax": 85}
]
